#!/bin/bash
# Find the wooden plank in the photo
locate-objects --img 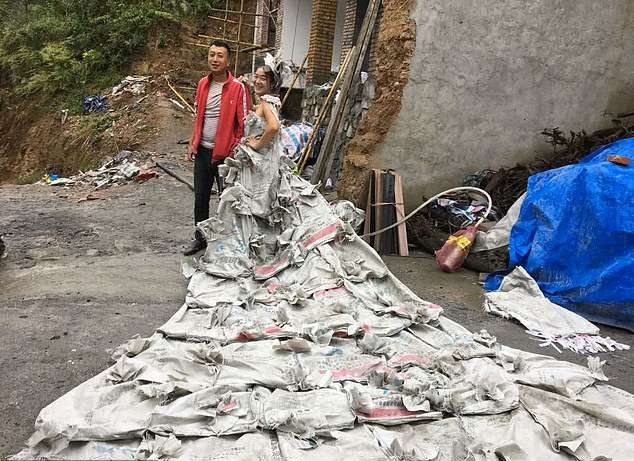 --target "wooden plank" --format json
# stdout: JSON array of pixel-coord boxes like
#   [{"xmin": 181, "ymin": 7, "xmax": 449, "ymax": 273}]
[
  {"xmin": 382, "ymin": 171, "xmax": 397, "ymax": 254},
  {"xmin": 297, "ymin": 49, "xmax": 355, "ymax": 173},
  {"xmin": 363, "ymin": 169, "xmax": 375, "ymax": 244},
  {"xmin": 373, "ymin": 169, "xmax": 383, "ymax": 252},
  {"xmin": 311, "ymin": 0, "xmax": 382, "ymax": 185},
  {"xmin": 393, "ymin": 172, "xmax": 409, "ymax": 256}
]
